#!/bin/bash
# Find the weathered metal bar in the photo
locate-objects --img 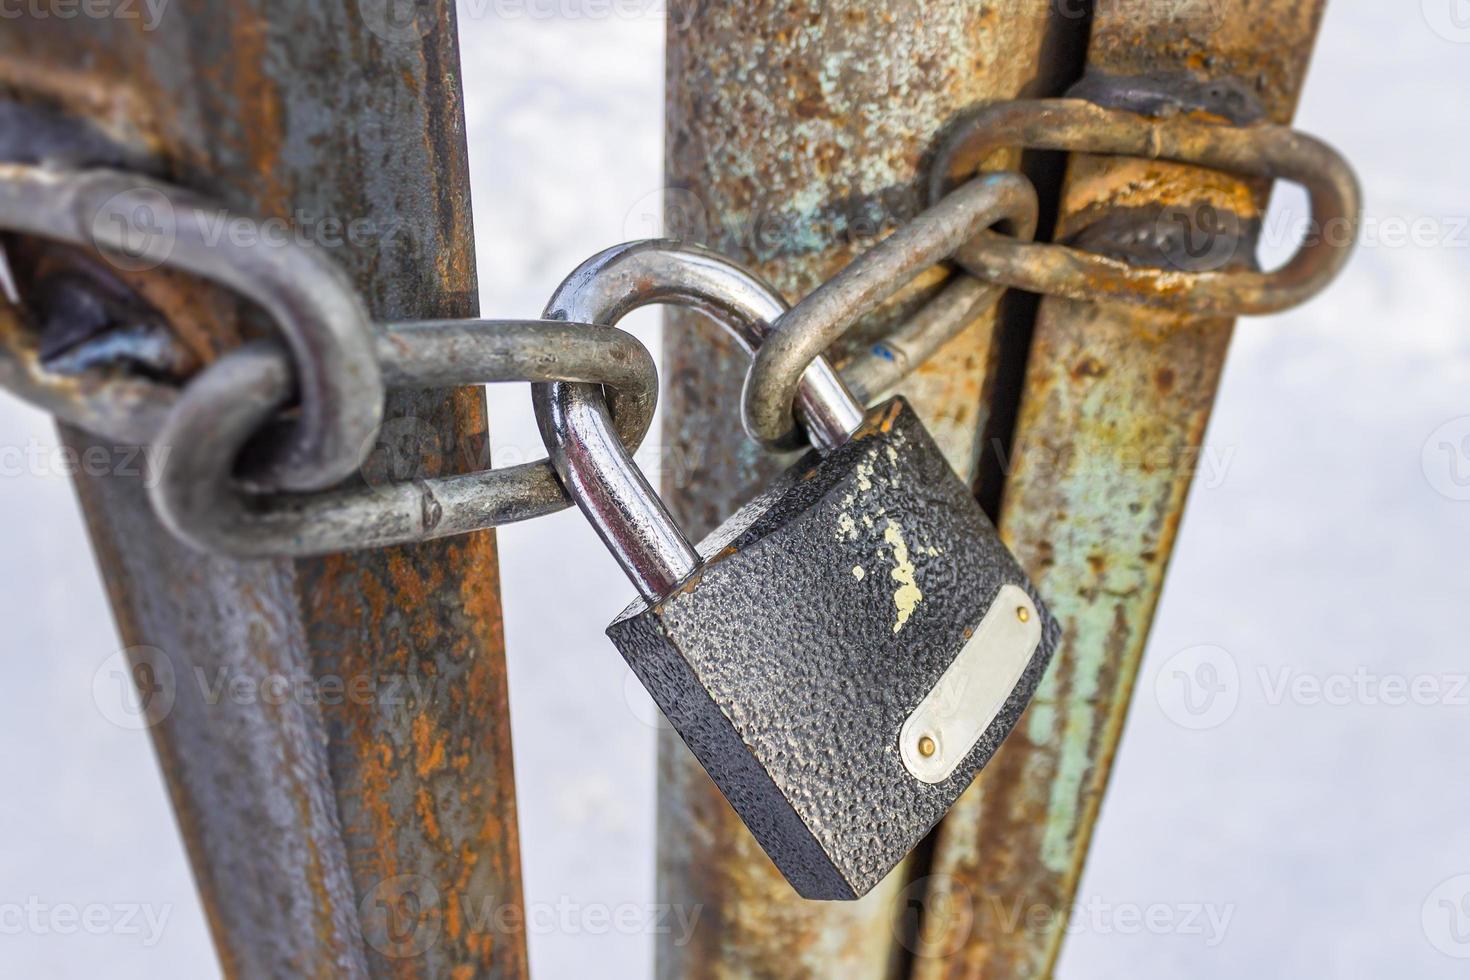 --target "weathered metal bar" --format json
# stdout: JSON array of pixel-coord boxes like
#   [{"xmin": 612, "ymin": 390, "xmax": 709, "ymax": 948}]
[
  {"xmin": 65, "ymin": 424, "xmax": 371, "ymax": 976},
  {"xmin": 0, "ymin": 3, "xmax": 528, "ymax": 977},
  {"xmin": 658, "ymin": 1, "xmax": 1086, "ymax": 974},
  {"xmin": 913, "ymin": 1, "xmax": 1332, "ymax": 975}
]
